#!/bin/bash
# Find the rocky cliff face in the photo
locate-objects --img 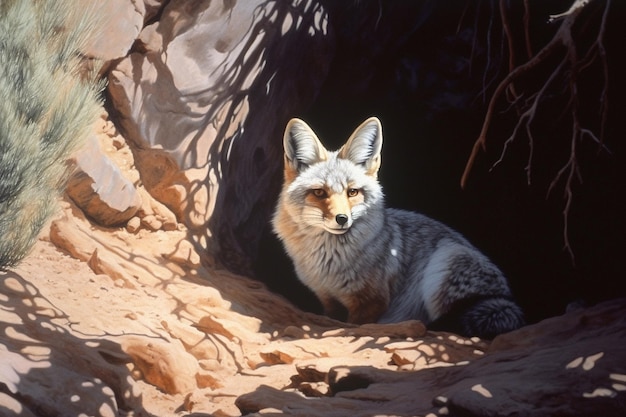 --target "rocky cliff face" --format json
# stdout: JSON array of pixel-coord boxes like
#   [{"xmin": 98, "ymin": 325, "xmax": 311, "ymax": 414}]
[
  {"xmin": 2, "ymin": 1, "xmax": 626, "ymax": 416},
  {"xmin": 105, "ymin": 0, "xmax": 333, "ymax": 276}
]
